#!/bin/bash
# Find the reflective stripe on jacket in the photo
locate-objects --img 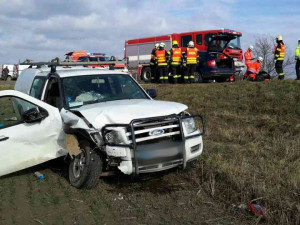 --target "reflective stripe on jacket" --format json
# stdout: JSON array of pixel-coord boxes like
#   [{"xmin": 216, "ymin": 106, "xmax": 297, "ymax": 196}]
[
  {"xmin": 170, "ymin": 47, "xmax": 182, "ymax": 65},
  {"xmin": 274, "ymin": 43, "xmax": 285, "ymax": 61},
  {"xmin": 186, "ymin": 47, "xmax": 198, "ymax": 64},
  {"xmin": 155, "ymin": 49, "xmax": 168, "ymax": 66}
]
